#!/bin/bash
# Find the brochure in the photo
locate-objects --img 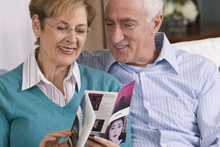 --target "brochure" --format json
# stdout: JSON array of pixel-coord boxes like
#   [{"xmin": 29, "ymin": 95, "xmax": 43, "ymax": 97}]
[{"xmin": 68, "ymin": 81, "xmax": 135, "ymax": 147}]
